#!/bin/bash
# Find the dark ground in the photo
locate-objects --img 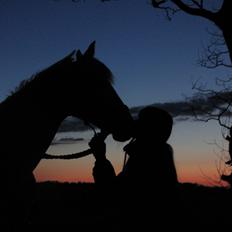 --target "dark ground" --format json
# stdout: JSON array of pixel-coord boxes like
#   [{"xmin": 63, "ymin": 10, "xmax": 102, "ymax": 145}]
[{"xmin": 25, "ymin": 182, "xmax": 232, "ymax": 230}]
